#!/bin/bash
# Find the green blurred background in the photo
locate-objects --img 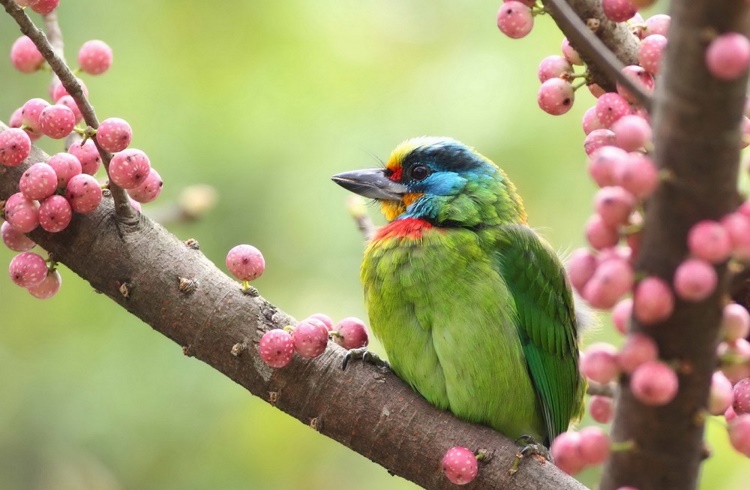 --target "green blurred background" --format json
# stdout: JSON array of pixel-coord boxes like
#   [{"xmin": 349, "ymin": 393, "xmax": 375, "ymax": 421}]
[{"xmin": 0, "ymin": 1, "xmax": 747, "ymax": 489}]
